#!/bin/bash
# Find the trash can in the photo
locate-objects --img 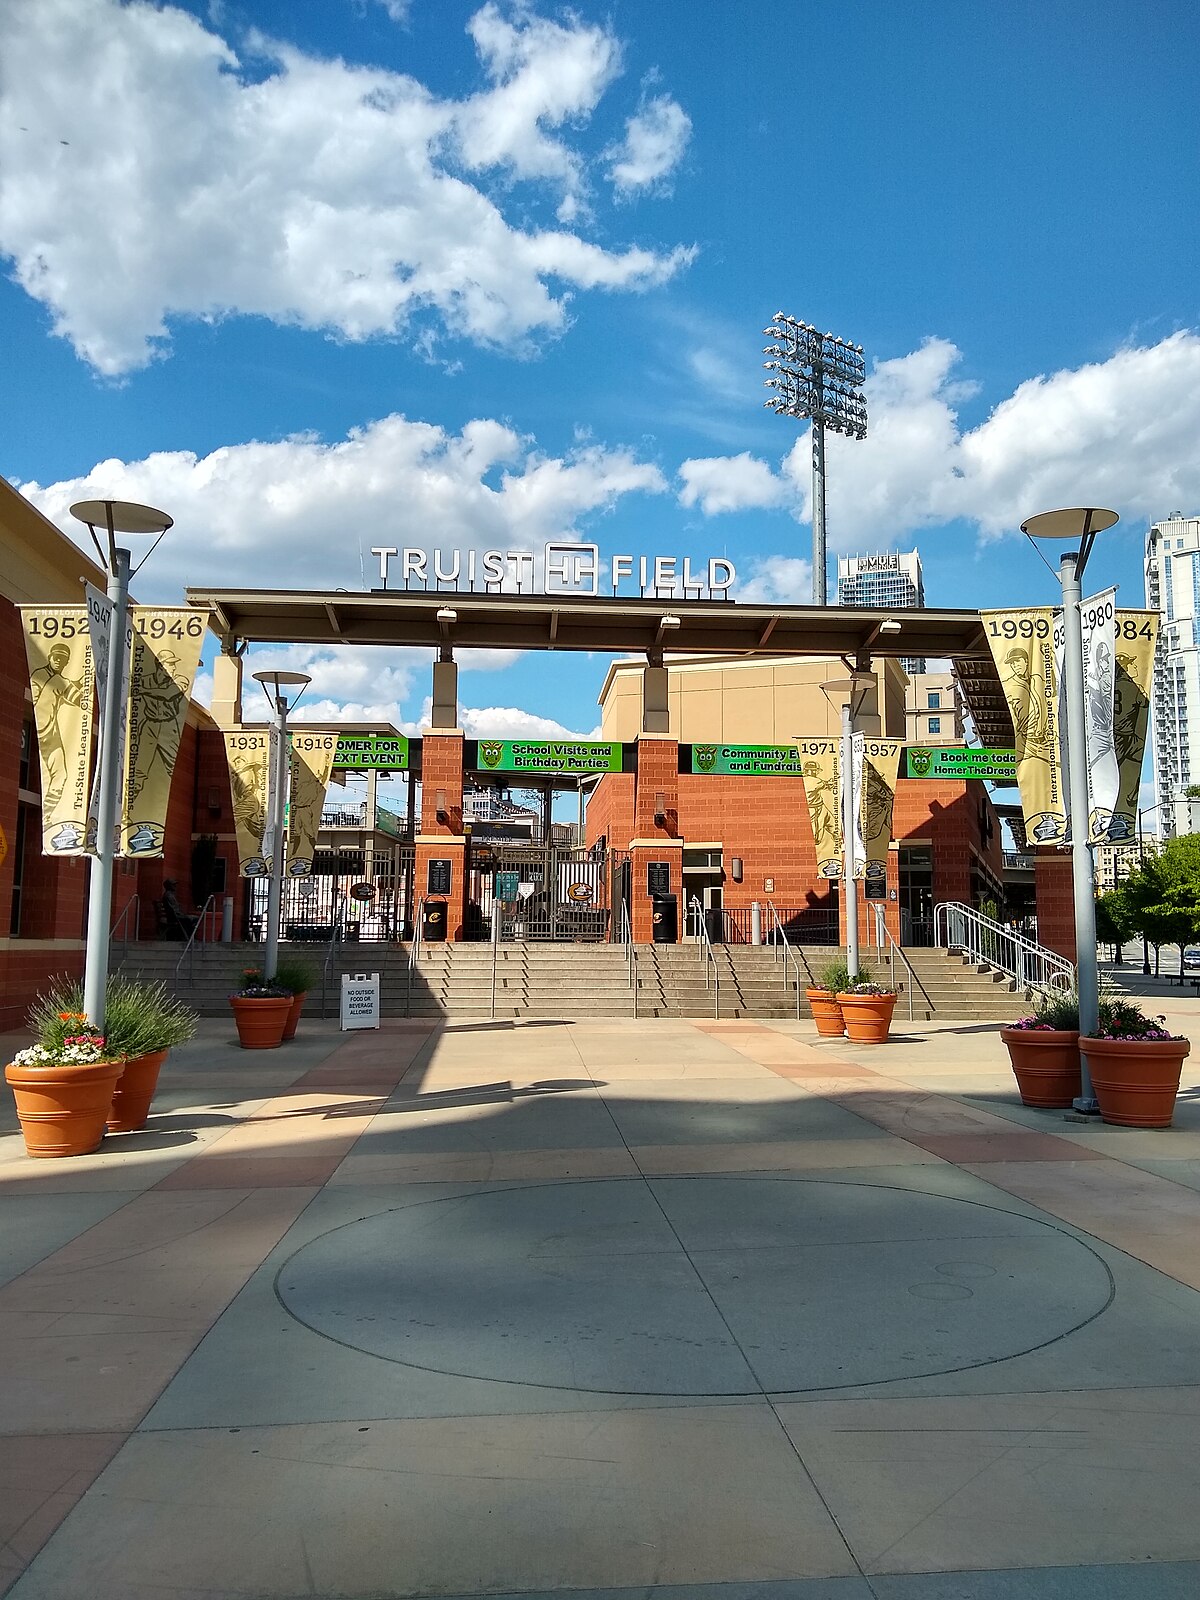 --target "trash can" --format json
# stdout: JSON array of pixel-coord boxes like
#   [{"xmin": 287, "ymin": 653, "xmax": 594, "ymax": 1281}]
[
  {"xmin": 651, "ymin": 893, "xmax": 677, "ymax": 943},
  {"xmin": 704, "ymin": 906, "xmax": 724, "ymax": 944},
  {"xmin": 422, "ymin": 899, "xmax": 448, "ymax": 942}
]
